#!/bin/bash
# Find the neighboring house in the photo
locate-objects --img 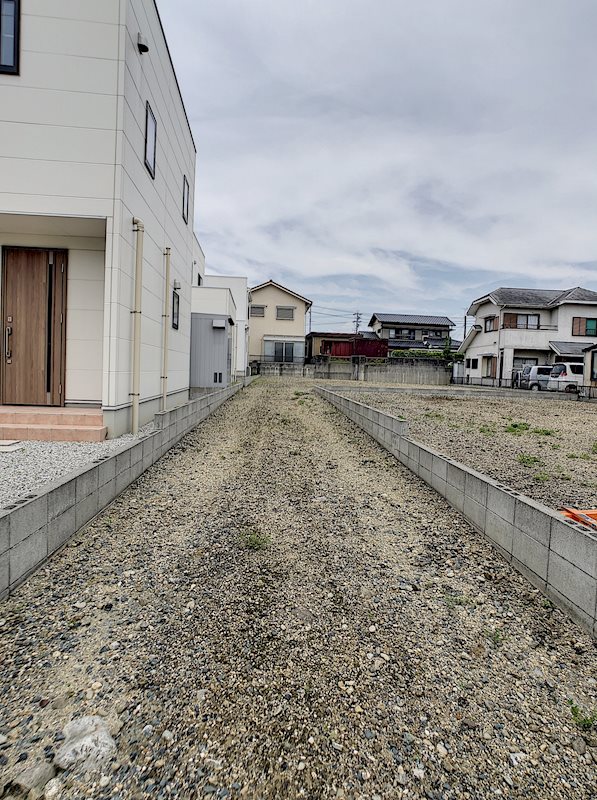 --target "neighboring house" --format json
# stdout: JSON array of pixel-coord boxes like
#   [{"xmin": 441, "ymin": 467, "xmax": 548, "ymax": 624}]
[
  {"xmin": 0, "ymin": 1, "xmax": 198, "ymax": 438},
  {"xmin": 306, "ymin": 332, "xmax": 388, "ymax": 361},
  {"xmin": 368, "ymin": 314, "xmax": 456, "ymax": 351},
  {"xmin": 458, "ymin": 287, "xmax": 597, "ymax": 384},
  {"xmin": 248, "ymin": 280, "xmax": 312, "ymax": 365},
  {"xmin": 583, "ymin": 343, "xmax": 597, "ymax": 393},
  {"xmin": 190, "ymin": 286, "xmax": 236, "ymax": 389},
  {"xmin": 203, "ymin": 275, "xmax": 250, "ymax": 377}
]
